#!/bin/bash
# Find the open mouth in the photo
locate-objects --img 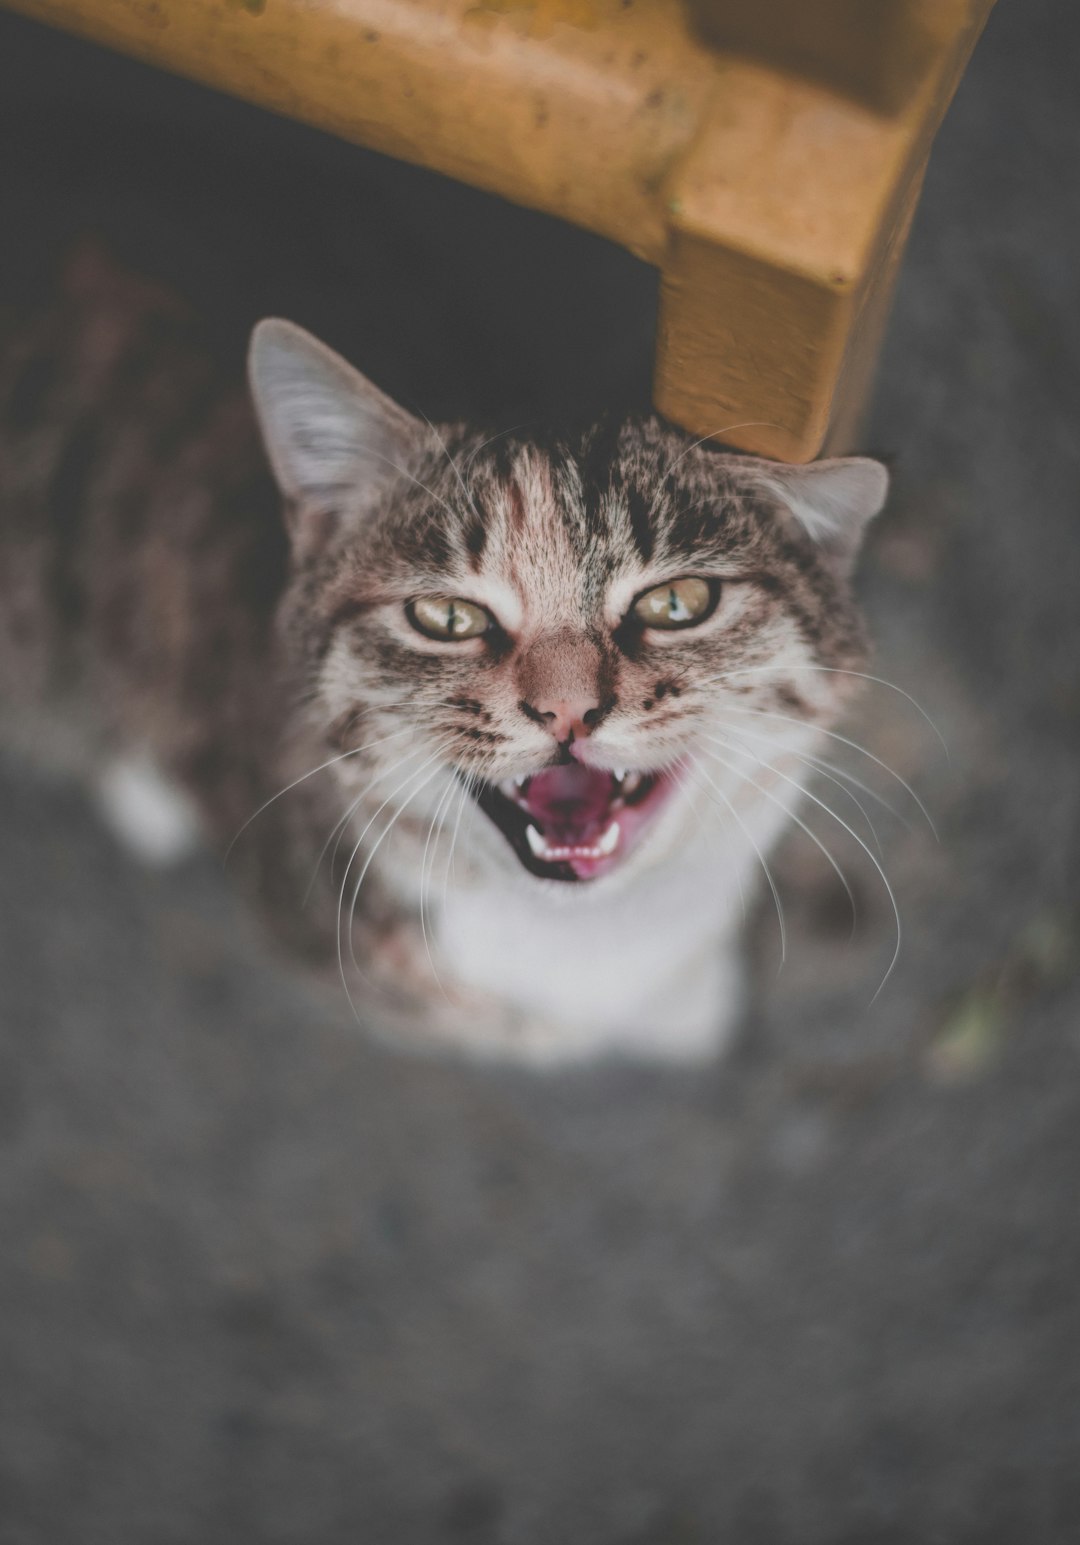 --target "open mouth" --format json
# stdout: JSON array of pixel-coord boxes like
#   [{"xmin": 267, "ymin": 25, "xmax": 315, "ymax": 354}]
[{"xmin": 472, "ymin": 762, "xmax": 679, "ymax": 882}]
